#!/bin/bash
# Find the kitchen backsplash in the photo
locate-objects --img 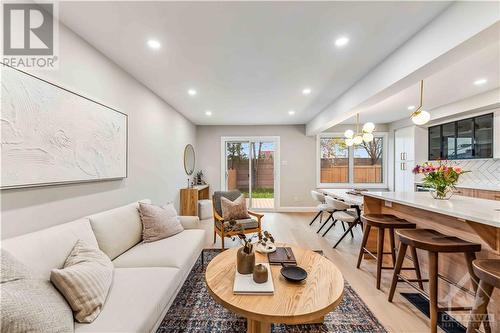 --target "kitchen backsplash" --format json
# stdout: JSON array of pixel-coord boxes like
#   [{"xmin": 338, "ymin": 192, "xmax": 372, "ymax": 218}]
[{"xmin": 445, "ymin": 159, "xmax": 500, "ymax": 190}]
